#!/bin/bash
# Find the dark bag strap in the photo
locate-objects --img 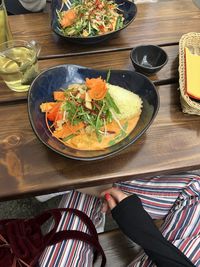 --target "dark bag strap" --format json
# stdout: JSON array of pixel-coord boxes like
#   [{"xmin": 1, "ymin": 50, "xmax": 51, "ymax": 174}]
[
  {"xmin": 0, "ymin": 208, "xmax": 106, "ymax": 267},
  {"xmin": 31, "ymin": 208, "xmax": 99, "ymax": 241},
  {"xmin": 30, "ymin": 208, "xmax": 106, "ymax": 266}
]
